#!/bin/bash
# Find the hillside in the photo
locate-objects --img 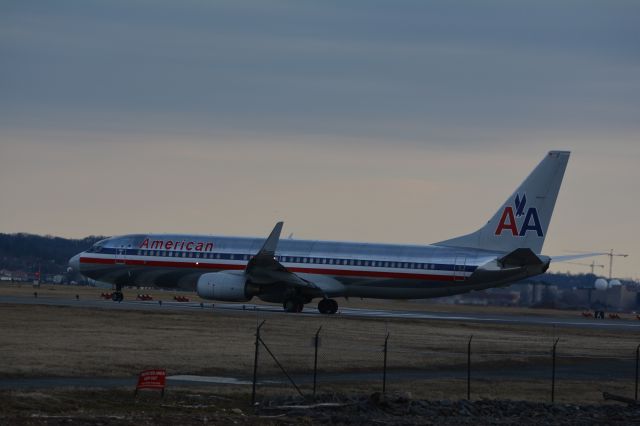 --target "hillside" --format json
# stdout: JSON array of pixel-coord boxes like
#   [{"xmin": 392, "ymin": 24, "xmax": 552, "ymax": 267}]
[{"xmin": 0, "ymin": 233, "xmax": 106, "ymax": 275}]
